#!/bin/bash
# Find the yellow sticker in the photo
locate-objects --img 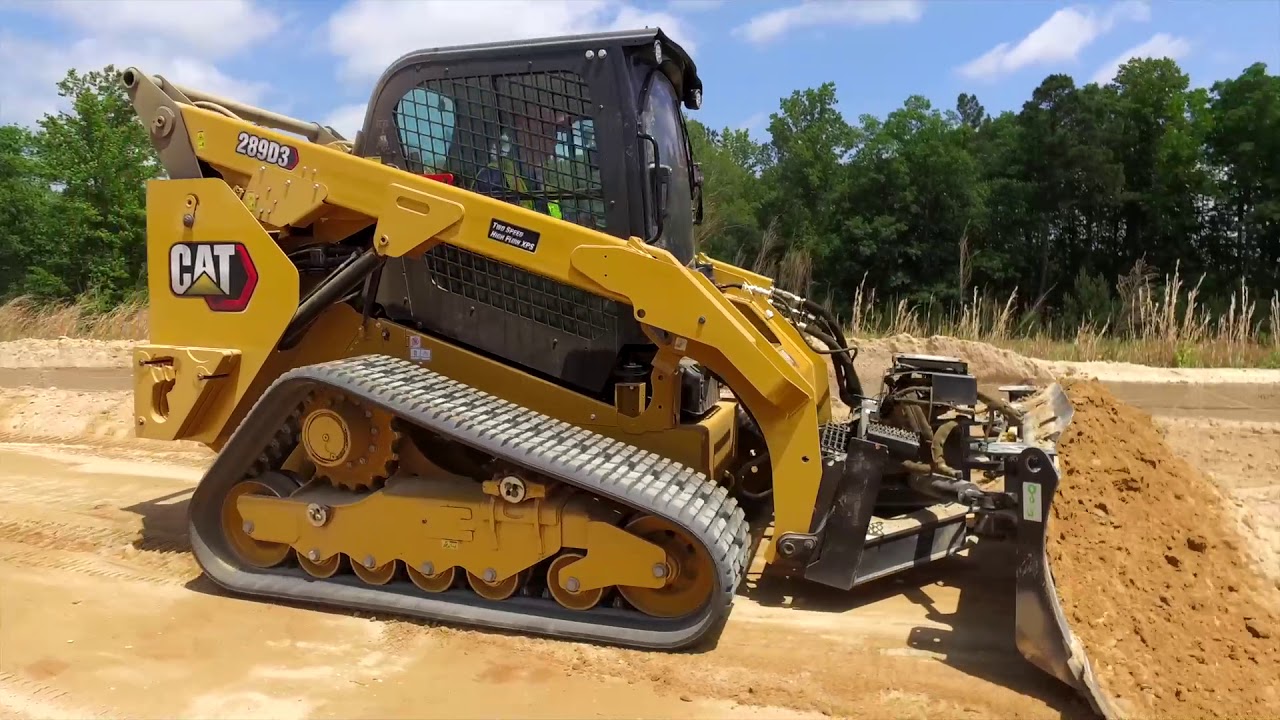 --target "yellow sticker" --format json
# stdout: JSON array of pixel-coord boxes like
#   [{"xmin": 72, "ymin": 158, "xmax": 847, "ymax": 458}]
[
  {"xmin": 196, "ymin": 130, "xmax": 206, "ymax": 150},
  {"xmin": 441, "ymin": 539, "xmax": 459, "ymax": 550}
]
